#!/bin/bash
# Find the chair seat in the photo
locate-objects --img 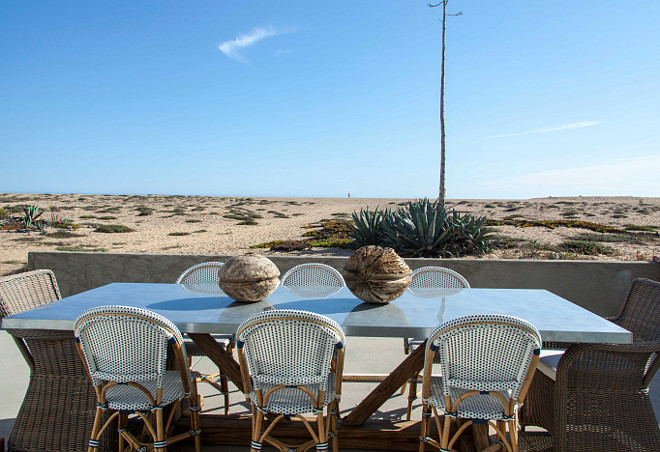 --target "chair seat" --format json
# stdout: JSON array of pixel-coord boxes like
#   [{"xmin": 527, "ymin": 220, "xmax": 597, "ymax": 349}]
[
  {"xmin": 536, "ymin": 349, "xmax": 565, "ymax": 381},
  {"xmin": 427, "ymin": 376, "xmax": 516, "ymax": 421},
  {"xmin": 249, "ymin": 373, "xmax": 337, "ymax": 416},
  {"xmin": 183, "ymin": 334, "xmax": 233, "ymax": 357},
  {"xmin": 104, "ymin": 371, "xmax": 186, "ymax": 412}
]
